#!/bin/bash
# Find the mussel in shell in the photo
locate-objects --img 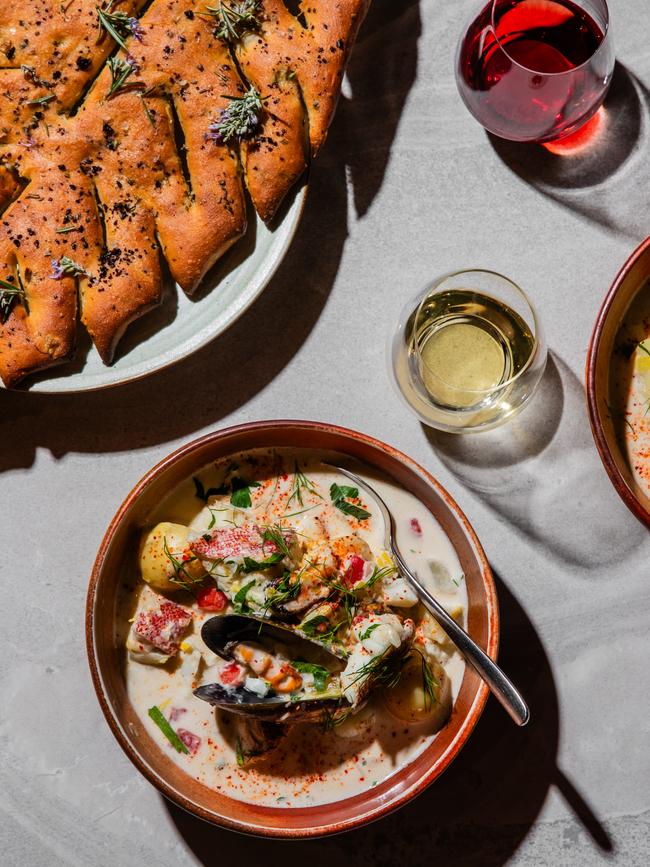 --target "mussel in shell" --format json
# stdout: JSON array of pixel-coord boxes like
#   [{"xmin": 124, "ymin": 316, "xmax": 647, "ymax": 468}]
[
  {"xmin": 194, "ymin": 614, "xmax": 349, "ymax": 723},
  {"xmin": 194, "ymin": 612, "xmax": 415, "ymax": 723}
]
